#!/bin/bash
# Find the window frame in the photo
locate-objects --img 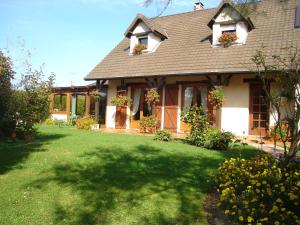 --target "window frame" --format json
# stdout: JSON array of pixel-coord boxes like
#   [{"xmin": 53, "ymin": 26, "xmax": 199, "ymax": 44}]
[
  {"xmin": 138, "ymin": 36, "xmax": 148, "ymax": 50},
  {"xmin": 53, "ymin": 94, "xmax": 67, "ymax": 113},
  {"xmin": 181, "ymin": 84, "xmax": 209, "ymax": 111}
]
